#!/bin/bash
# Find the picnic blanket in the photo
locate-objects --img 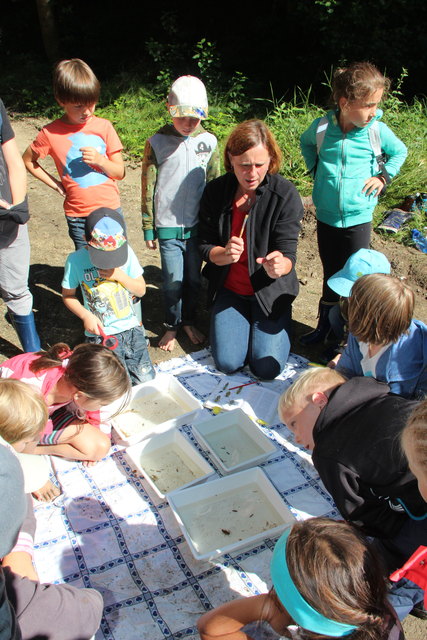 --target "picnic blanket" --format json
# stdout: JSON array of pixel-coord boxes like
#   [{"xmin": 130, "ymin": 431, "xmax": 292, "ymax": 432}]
[{"xmin": 33, "ymin": 349, "xmax": 340, "ymax": 640}]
